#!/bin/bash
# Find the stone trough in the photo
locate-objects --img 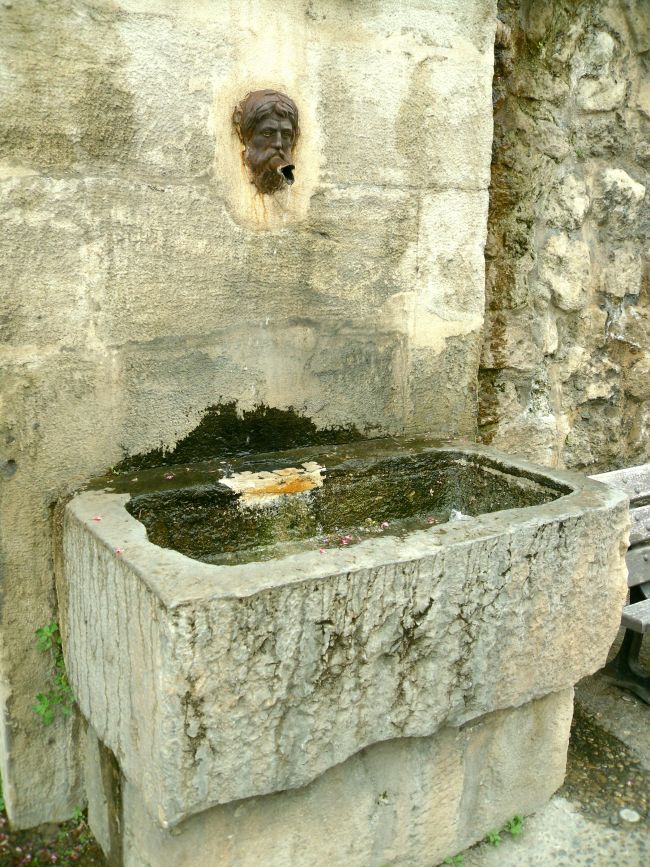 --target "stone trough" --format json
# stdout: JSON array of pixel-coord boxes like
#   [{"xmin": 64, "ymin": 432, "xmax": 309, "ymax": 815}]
[{"xmin": 60, "ymin": 438, "xmax": 628, "ymax": 866}]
